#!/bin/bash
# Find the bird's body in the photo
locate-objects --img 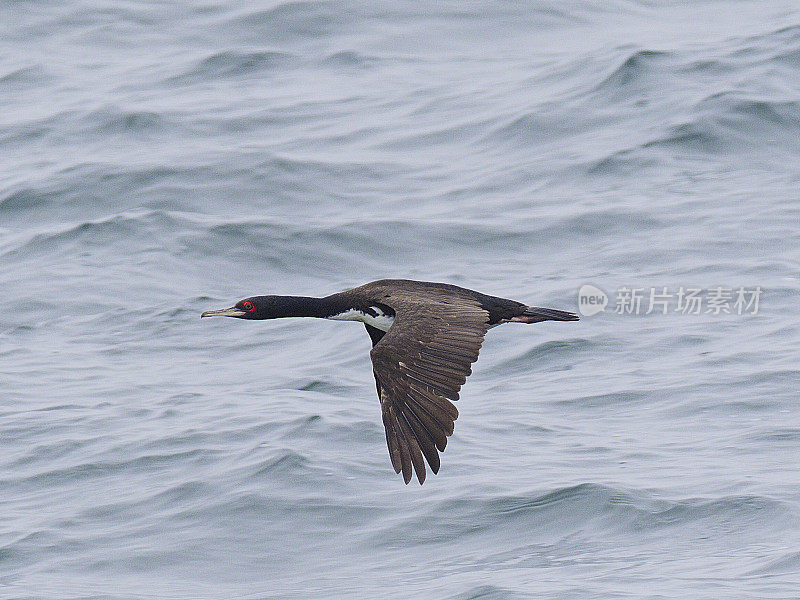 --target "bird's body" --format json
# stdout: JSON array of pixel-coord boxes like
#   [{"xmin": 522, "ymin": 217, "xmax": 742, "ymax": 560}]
[{"xmin": 202, "ymin": 279, "xmax": 578, "ymax": 484}]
